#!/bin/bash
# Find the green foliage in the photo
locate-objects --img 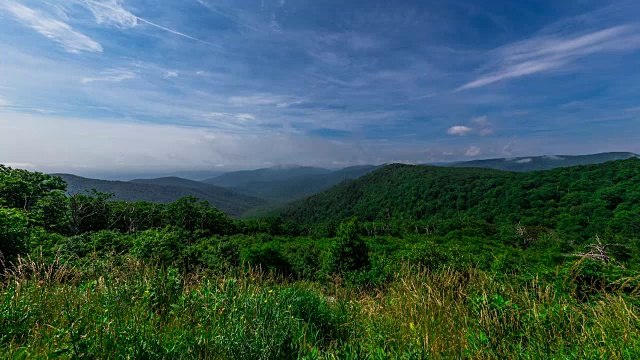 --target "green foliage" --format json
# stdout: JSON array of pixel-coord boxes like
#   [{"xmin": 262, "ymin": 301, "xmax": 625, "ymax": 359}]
[
  {"xmin": 131, "ymin": 228, "xmax": 189, "ymax": 265},
  {"xmin": 3, "ymin": 260, "xmax": 639, "ymax": 359},
  {"xmin": 323, "ymin": 218, "xmax": 370, "ymax": 275},
  {"xmin": 59, "ymin": 174, "xmax": 266, "ymax": 217},
  {"xmin": 2, "ymin": 161, "xmax": 640, "ymax": 358},
  {"xmin": 0, "ymin": 207, "xmax": 30, "ymax": 266},
  {"xmin": 0, "ymin": 165, "xmax": 67, "ymax": 210},
  {"xmin": 282, "ymin": 158, "xmax": 640, "ymax": 241}
]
